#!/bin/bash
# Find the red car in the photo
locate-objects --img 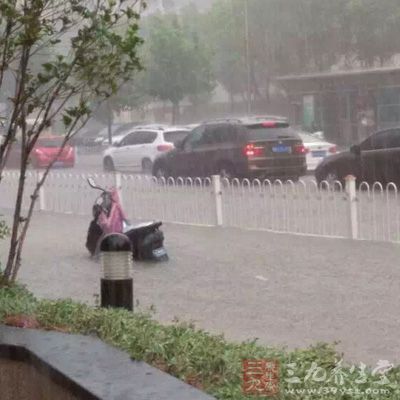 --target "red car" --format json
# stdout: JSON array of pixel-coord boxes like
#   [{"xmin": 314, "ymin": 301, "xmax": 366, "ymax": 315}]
[
  {"xmin": 32, "ymin": 137, "xmax": 75, "ymax": 168},
  {"xmin": 5, "ymin": 136, "xmax": 75, "ymax": 169}
]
